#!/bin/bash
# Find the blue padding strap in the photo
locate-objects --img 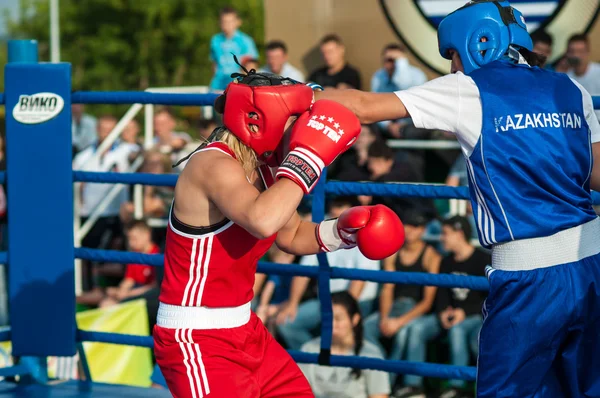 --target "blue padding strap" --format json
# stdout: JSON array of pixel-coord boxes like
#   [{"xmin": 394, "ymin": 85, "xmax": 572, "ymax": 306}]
[{"xmin": 71, "ymin": 91, "xmax": 219, "ymax": 106}]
